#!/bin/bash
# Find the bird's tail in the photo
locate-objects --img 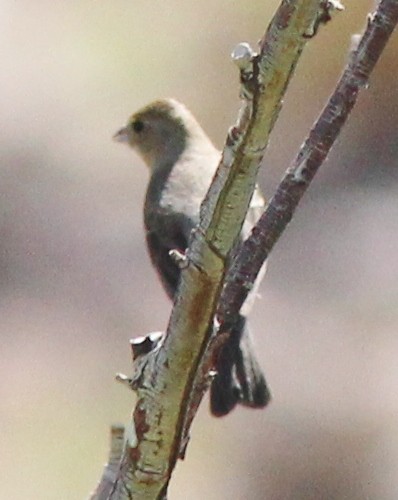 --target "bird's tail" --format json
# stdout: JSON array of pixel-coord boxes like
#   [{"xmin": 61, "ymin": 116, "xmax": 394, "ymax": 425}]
[{"xmin": 210, "ymin": 316, "xmax": 271, "ymax": 417}]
